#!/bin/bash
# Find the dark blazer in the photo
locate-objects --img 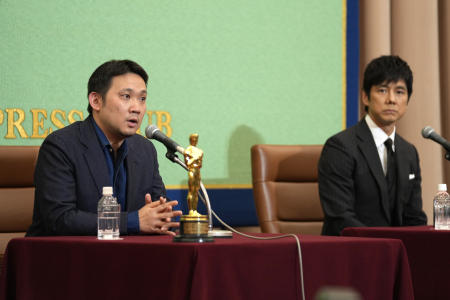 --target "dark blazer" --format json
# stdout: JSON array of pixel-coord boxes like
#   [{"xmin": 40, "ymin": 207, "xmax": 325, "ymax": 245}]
[
  {"xmin": 27, "ymin": 115, "xmax": 166, "ymax": 236},
  {"xmin": 318, "ymin": 118, "xmax": 427, "ymax": 236}
]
